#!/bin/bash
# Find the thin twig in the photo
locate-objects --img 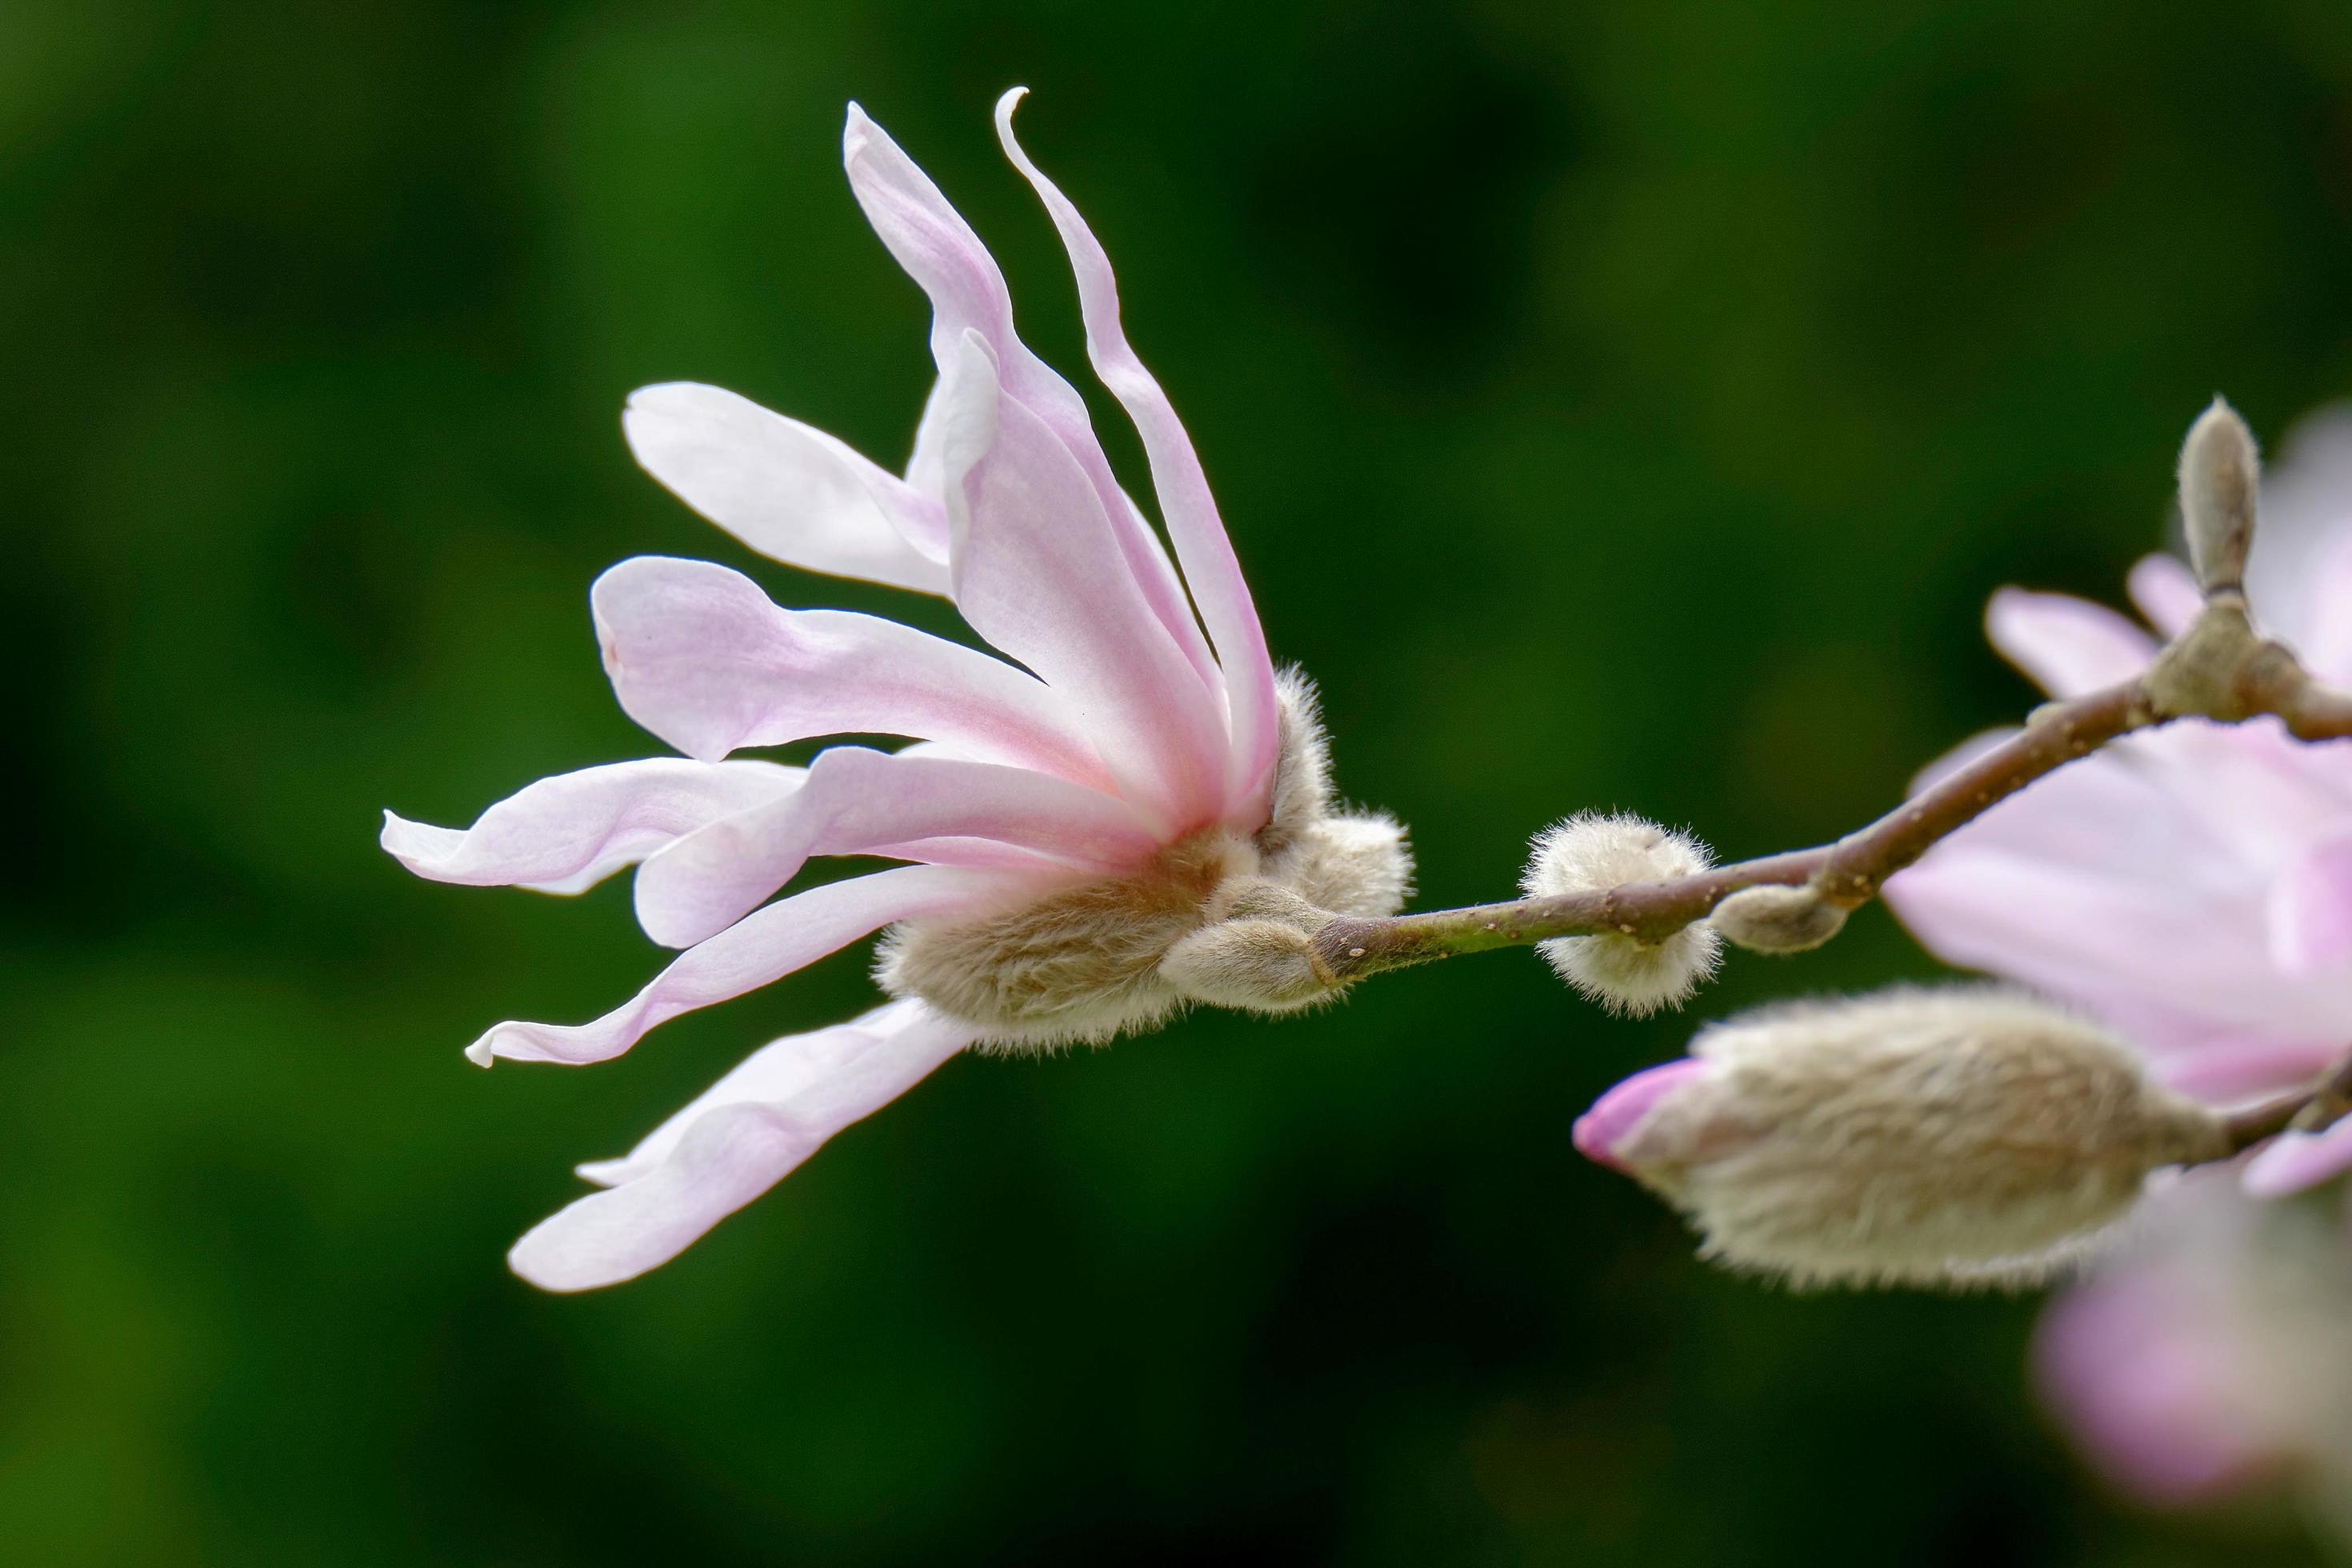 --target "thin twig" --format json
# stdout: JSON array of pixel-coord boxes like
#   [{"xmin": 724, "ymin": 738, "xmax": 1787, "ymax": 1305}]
[{"xmin": 1313, "ymin": 611, "xmax": 2352, "ymax": 986}]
